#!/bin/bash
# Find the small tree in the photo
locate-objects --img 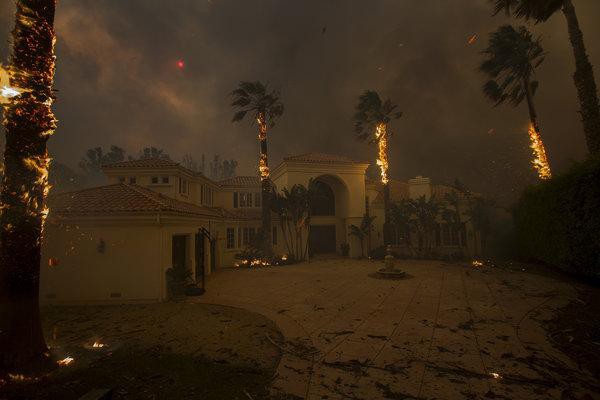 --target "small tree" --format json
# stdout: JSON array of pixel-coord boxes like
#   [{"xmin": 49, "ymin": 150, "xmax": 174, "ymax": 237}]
[{"xmin": 349, "ymin": 214, "xmax": 377, "ymax": 258}]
